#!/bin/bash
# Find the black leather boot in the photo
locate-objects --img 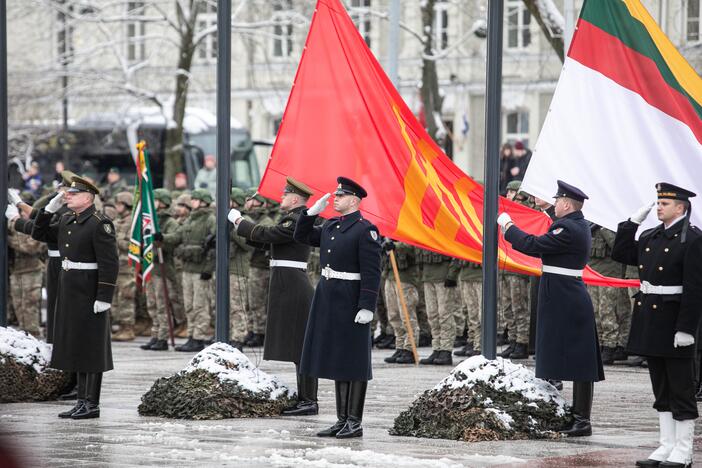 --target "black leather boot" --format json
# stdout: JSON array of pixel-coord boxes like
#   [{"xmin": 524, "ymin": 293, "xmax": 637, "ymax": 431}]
[
  {"xmin": 317, "ymin": 381, "xmax": 349, "ymax": 437},
  {"xmin": 283, "ymin": 370, "xmax": 319, "ymax": 416},
  {"xmin": 395, "ymin": 349, "xmax": 416, "ymax": 364},
  {"xmin": 500, "ymin": 341, "xmax": 516, "ymax": 358},
  {"xmin": 72, "ymin": 373, "xmax": 102, "ymax": 419},
  {"xmin": 419, "ymin": 350, "xmax": 440, "ymax": 365},
  {"xmin": 336, "ymin": 381, "xmax": 367, "ymax": 438},
  {"xmin": 433, "ymin": 350, "xmax": 453, "ymax": 365},
  {"xmin": 140, "ymin": 337, "xmax": 158, "ymax": 350},
  {"xmin": 560, "ymin": 381, "xmax": 593, "ymax": 437},
  {"xmin": 58, "ymin": 372, "xmax": 78, "ymax": 400},
  {"xmin": 176, "ymin": 338, "xmax": 204, "ymax": 352},
  {"xmin": 601, "ymin": 346, "xmax": 615, "ymax": 365},
  {"xmin": 149, "ymin": 339, "xmax": 168, "ymax": 351},
  {"xmin": 510, "ymin": 342, "xmax": 529, "ymax": 359},
  {"xmin": 59, "ymin": 372, "xmax": 86, "ymax": 418}
]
